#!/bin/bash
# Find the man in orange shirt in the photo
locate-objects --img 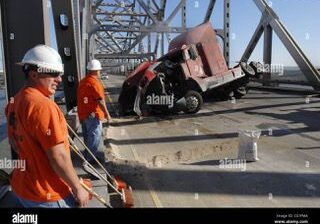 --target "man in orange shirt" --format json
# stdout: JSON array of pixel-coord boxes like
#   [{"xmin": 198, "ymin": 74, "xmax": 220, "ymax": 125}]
[
  {"xmin": 5, "ymin": 45, "xmax": 89, "ymax": 207},
  {"xmin": 77, "ymin": 59, "xmax": 111, "ymax": 166}
]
